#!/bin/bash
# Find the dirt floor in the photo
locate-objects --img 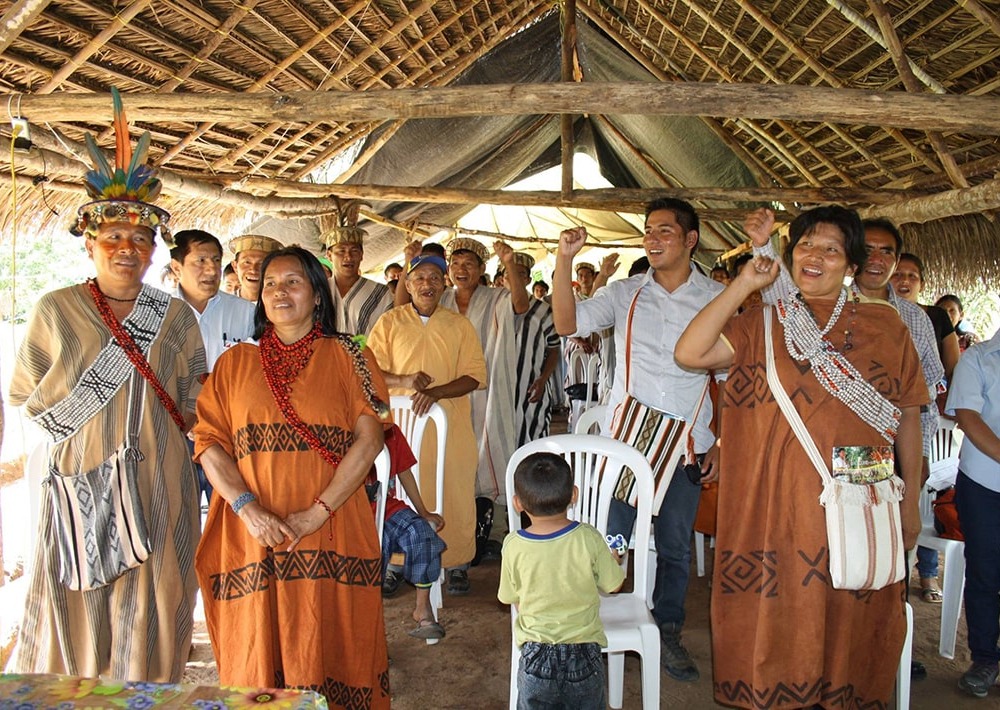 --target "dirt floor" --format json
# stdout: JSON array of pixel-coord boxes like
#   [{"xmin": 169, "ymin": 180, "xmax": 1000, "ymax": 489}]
[{"xmin": 184, "ymin": 551, "xmax": 990, "ymax": 709}]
